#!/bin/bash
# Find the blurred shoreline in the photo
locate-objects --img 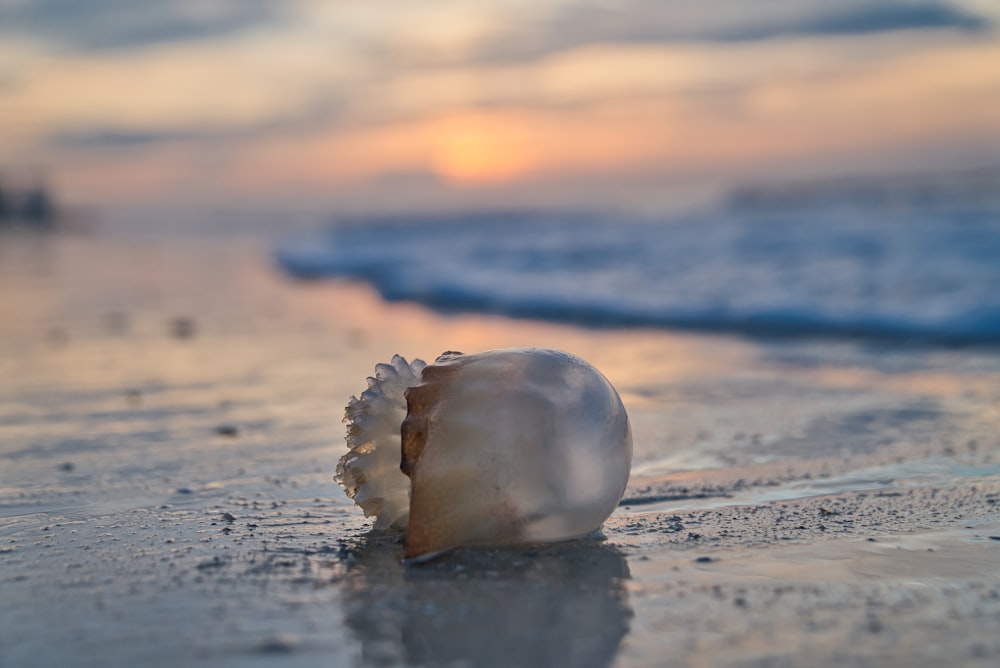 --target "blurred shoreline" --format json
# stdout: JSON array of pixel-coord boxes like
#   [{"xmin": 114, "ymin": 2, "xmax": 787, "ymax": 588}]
[{"xmin": 2, "ymin": 231, "xmax": 999, "ymax": 665}]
